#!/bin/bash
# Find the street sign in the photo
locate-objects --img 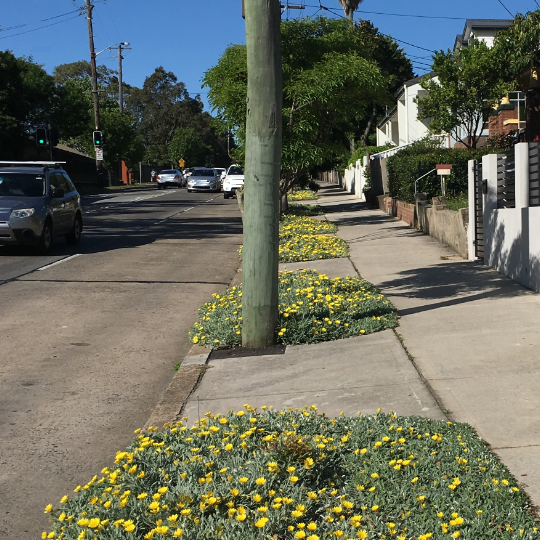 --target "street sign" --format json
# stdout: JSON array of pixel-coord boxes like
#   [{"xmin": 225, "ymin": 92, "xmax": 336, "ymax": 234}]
[
  {"xmin": 96, "ymin": 148, "xmax": 103, "ymax": 161},
  {"xmin": 179, "ymin": 158, "xmax": 185, "ymax": 167}
]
